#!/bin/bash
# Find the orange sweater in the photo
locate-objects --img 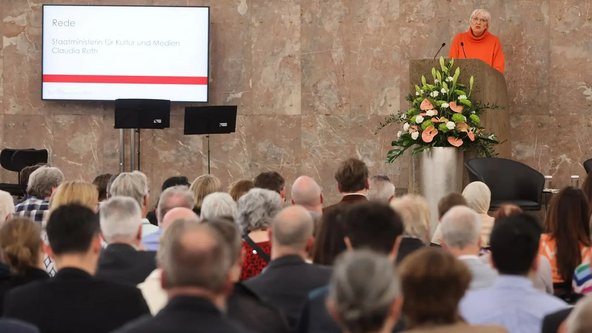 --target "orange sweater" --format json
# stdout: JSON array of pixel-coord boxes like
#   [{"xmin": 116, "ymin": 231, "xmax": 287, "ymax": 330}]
[{"xmin": 448, "ymin": 29, "xmax": 505, "ymax": 74}]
